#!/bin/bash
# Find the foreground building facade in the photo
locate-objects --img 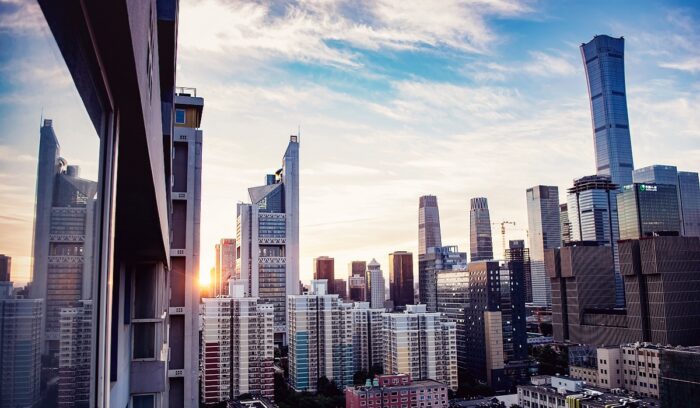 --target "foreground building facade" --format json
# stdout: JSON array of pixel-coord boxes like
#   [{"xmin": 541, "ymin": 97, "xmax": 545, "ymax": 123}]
[{"xmin": 345, "ymin": 374, "xmax": 449, "ymax": 408}]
